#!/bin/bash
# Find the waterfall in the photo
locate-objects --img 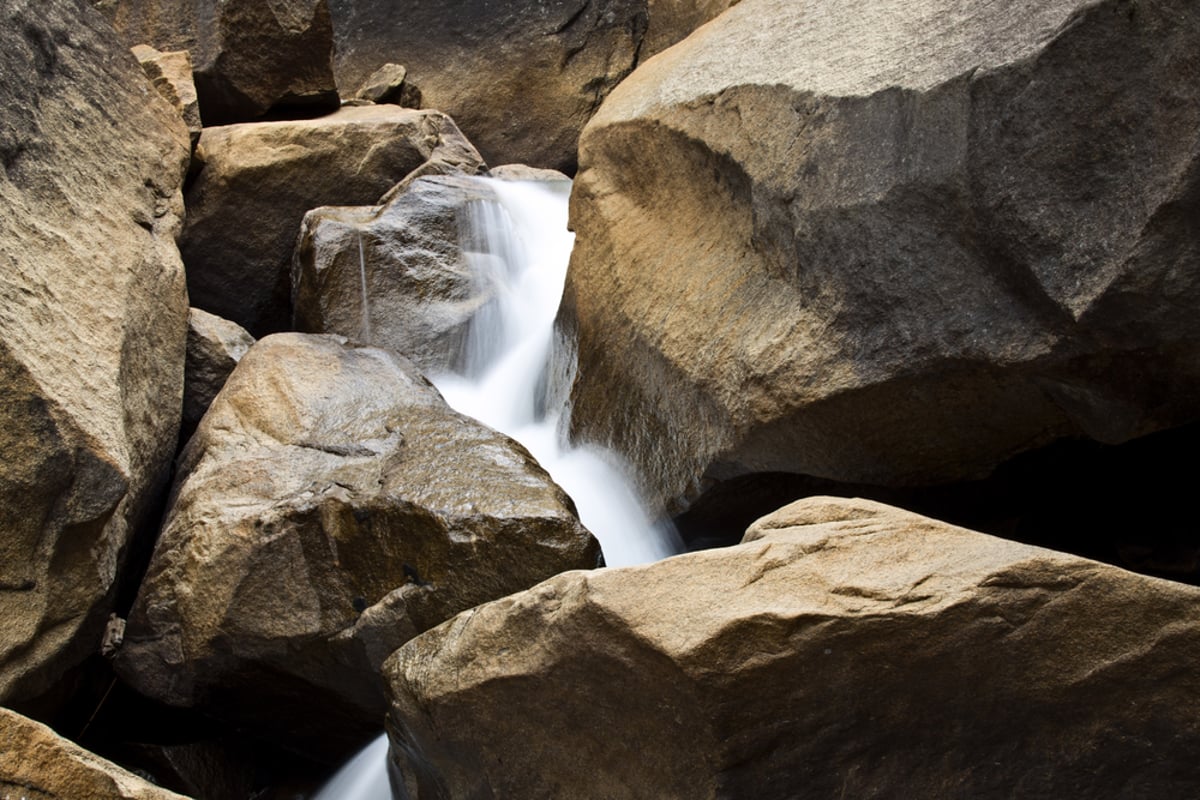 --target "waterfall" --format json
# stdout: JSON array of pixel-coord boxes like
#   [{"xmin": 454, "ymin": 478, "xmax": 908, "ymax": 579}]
[{"xmin": 312, "ymin": 177, "xmax": 680, "ymax": 799}]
